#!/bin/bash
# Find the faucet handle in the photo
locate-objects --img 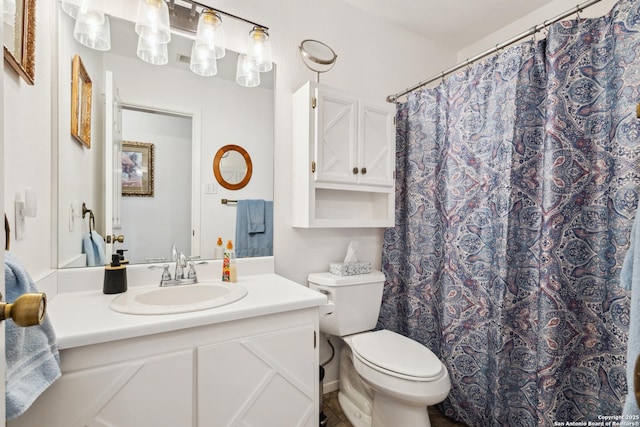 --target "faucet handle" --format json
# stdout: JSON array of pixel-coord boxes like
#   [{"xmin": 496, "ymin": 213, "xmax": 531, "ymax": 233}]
[
  {"xmin": 161, "ymin": 264, "xmax": 172, "ymax": 282},
  {"xmin": 187, "ymin": 262, "xmax": 197, "ymax": 280}
]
